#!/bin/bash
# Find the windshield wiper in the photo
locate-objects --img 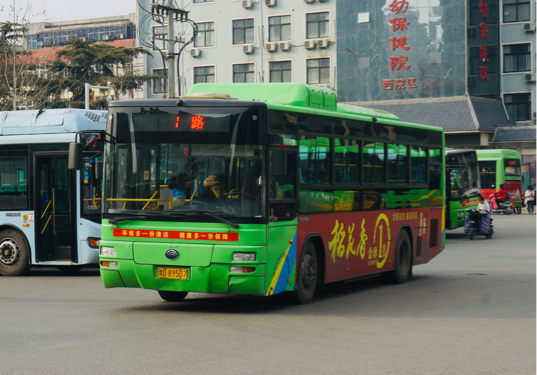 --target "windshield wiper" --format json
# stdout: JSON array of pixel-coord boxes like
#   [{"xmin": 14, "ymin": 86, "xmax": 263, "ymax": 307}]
[
  {"xmin": 108, "ymin": 213, "xmax": 169, "ymax": 225},
  {"xmin": 203, "ymin": 212, "xmax": 239, "ymax": 229}
]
